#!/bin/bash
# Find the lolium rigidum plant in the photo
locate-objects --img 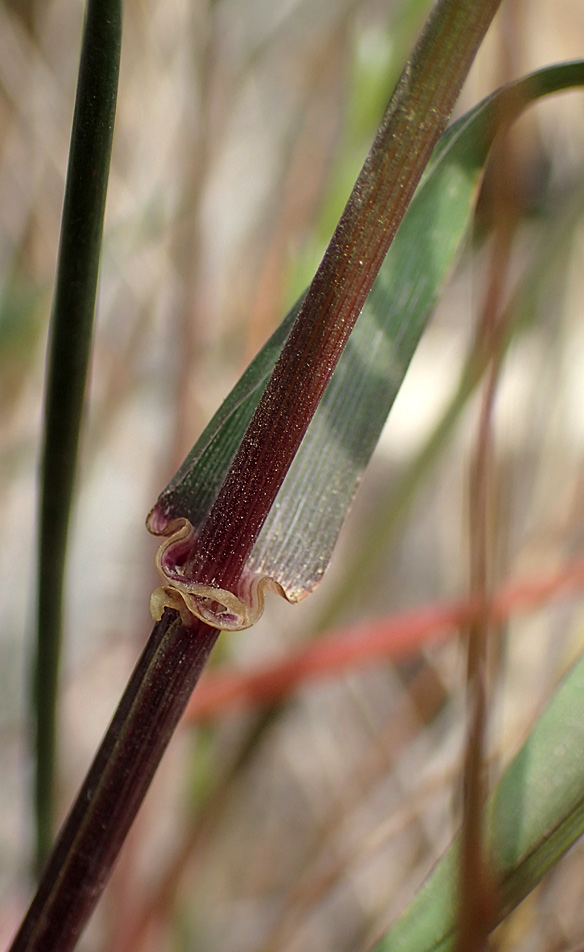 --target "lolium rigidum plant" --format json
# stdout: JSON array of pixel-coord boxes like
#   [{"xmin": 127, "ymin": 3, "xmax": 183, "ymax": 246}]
[{"xmin": 9, "ymin": 0, "xmax": 584, "ymax": 949}]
